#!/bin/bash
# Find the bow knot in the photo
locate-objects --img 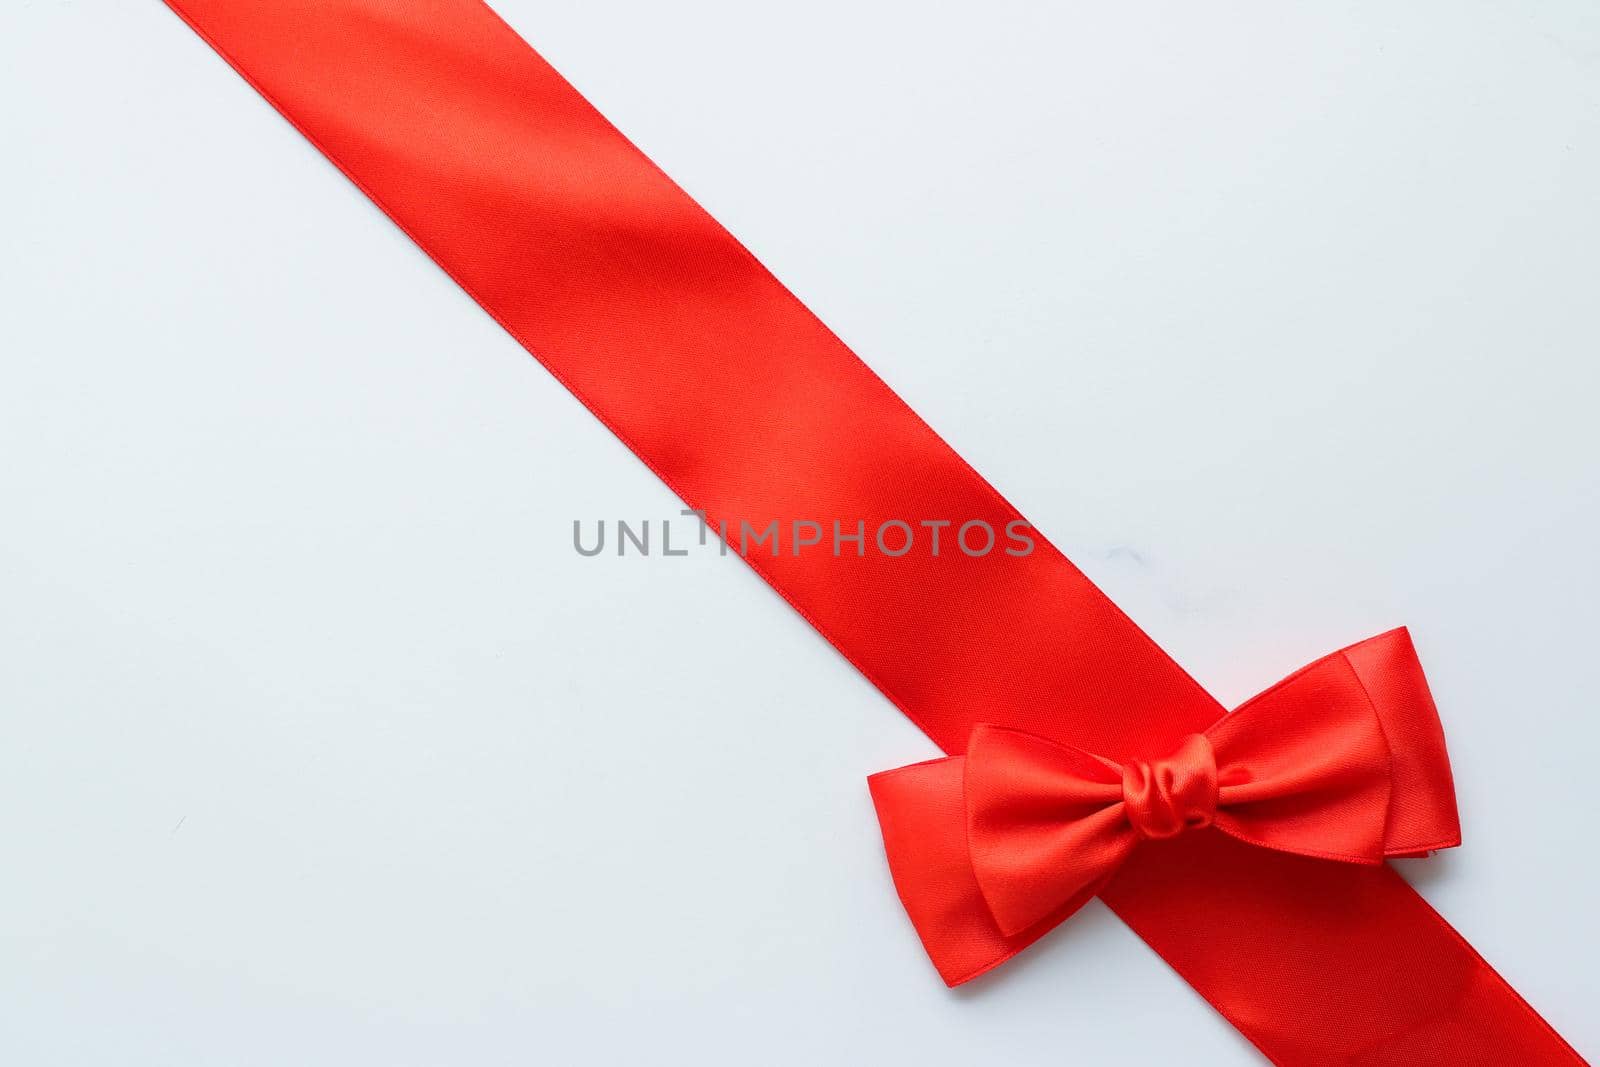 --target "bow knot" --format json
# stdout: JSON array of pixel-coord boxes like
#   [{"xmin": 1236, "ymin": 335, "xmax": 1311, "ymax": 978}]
[
  {"xmin": 1120, "ymin": 733, "xmax": 1217, "ymax": 840},
  {"xmin": 868, "ymin": 628, "xmax": 1462, "ymax": 986}
]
